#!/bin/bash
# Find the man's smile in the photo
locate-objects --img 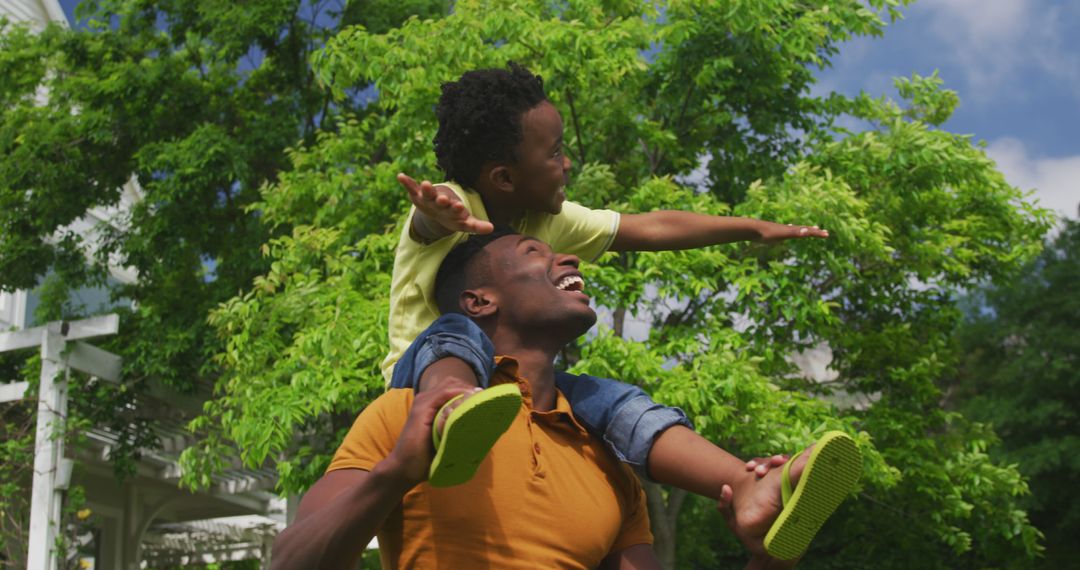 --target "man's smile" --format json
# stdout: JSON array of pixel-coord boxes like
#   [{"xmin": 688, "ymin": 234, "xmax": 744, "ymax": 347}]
[{"xmin": 552, "ymin": 271, "xmax": 588, "ymax": 301}]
